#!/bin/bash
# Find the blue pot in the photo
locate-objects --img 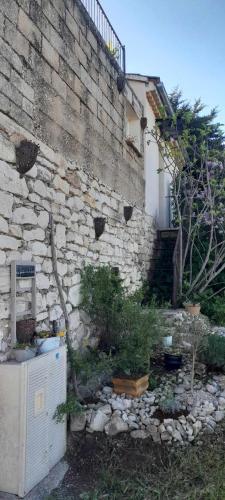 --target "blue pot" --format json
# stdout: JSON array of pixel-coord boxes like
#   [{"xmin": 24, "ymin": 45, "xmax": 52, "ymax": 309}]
[{"xmin": 164, "ymin": 353, "xmax": 183, "ymax": 370}]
